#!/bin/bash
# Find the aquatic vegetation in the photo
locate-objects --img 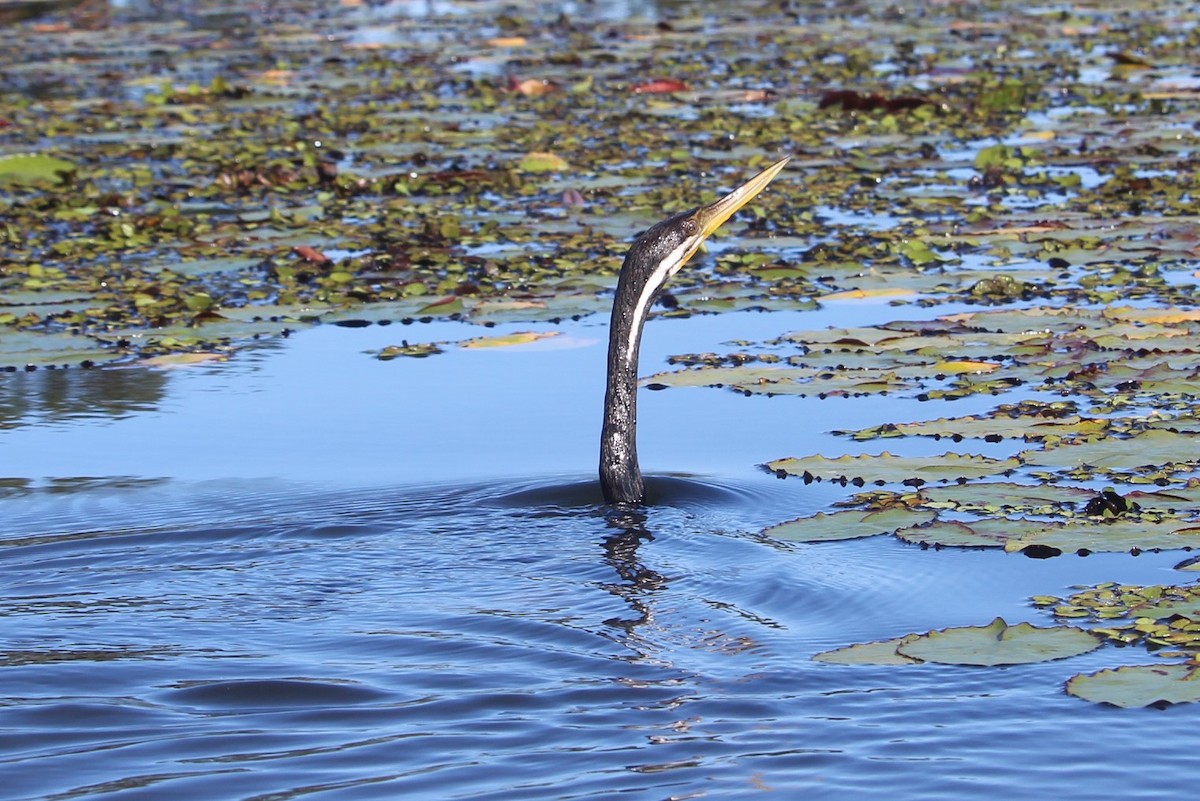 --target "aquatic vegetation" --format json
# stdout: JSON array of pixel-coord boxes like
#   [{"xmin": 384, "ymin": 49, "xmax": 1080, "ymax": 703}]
[
  {"xmin": 815, "ymin": 617, "xmax": 1102, "ymax": 667},
  {"xmin": 3, "ymin": 0, "xmax": 1200, "ymax": 705}
]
